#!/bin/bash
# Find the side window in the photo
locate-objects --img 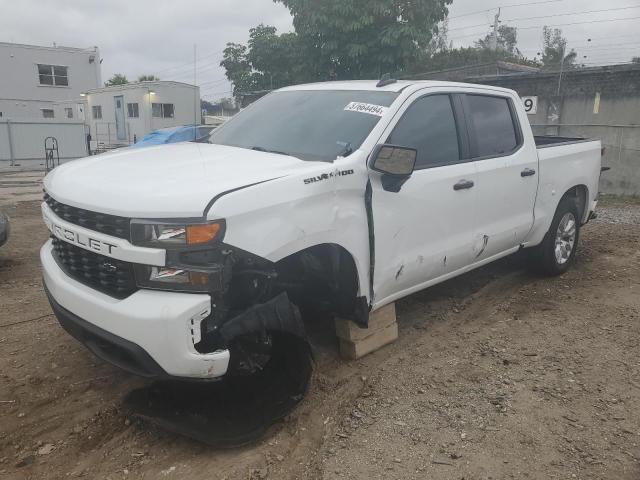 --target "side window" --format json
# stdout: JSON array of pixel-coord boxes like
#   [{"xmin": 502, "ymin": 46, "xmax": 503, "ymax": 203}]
[
  {"xmin": 386, "ymin": 95, "xmax": 460, "ymax": 169},
  {"xmin": 466, "ymin": 95, "xmax": 519, "ymax": 157}
]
